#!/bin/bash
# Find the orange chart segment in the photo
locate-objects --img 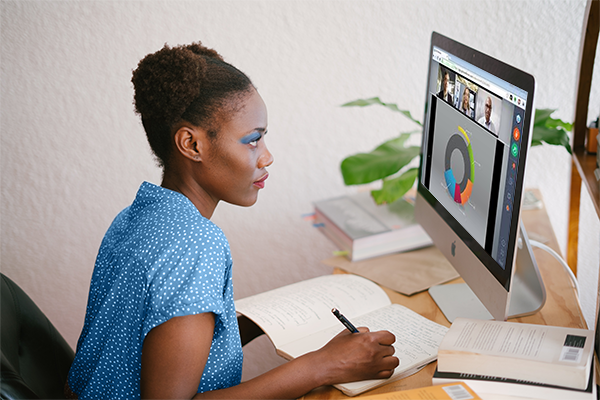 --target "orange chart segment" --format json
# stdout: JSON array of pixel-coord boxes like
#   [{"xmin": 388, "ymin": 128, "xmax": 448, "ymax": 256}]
[{"xmin": 461, "ymin": 180, "xmax": 473, "ymax": 205}]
